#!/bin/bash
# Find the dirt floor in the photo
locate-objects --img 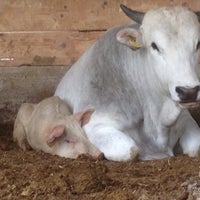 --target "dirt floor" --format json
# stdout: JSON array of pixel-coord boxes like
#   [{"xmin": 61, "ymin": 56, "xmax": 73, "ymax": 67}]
[{"xmin": 1, "ymin": 123, "xmax": 200, "ymax": 200}]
